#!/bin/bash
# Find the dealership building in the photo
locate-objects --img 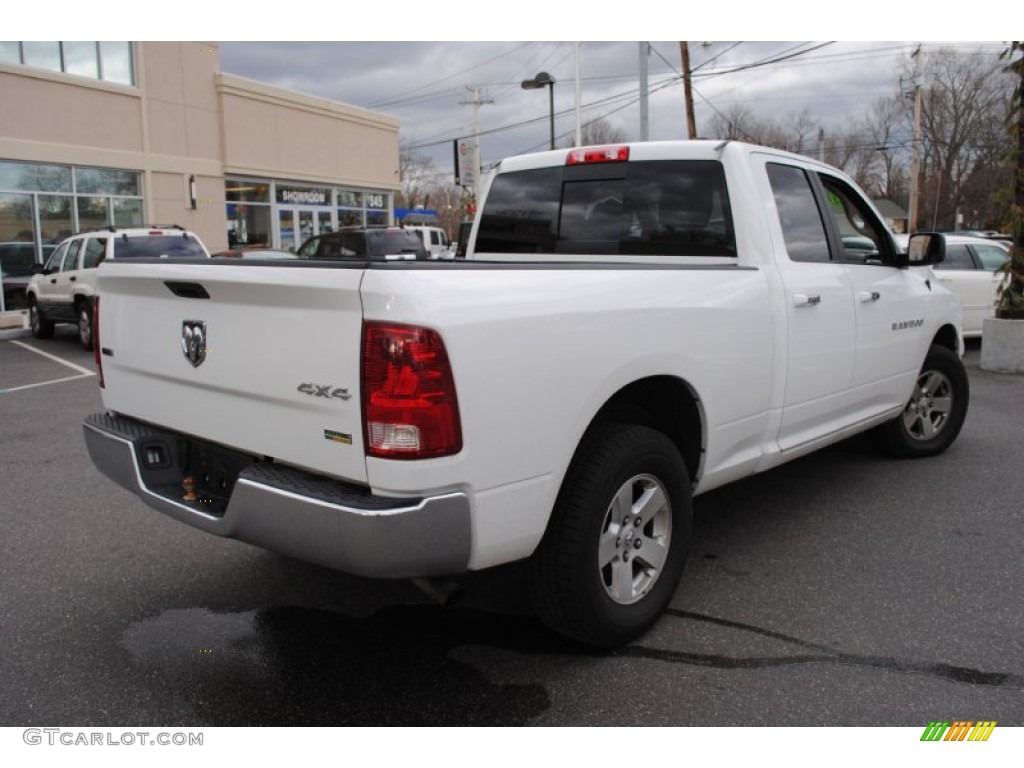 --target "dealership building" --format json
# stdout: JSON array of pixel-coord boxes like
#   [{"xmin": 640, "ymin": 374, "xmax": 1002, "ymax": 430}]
[{"xmin": 0, "ymin": 41, "xmax": 401, "ymax": 263}]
